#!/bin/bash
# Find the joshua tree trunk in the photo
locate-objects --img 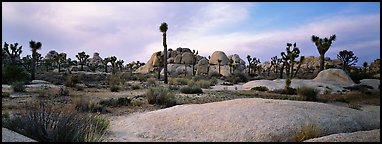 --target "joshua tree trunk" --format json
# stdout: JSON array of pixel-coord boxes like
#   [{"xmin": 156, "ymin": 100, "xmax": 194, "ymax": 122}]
[
  {"xmin": 293, "ymin": 63, "xmax": 302, "ymax": 78},
  {"xmin": 248, "ymin": 64, "xmax": 251, "ymax": 75},
  {"xmin": 105, "ymin": 64, "xmax": 108, "ymax": 73},
  {"xmin": 31, "ymin": 57, "xmax": 36, "ymax": 80},
  {"xmin": 163, "ymin": 33, "xmax": 168, "ymax": 84},
  {"xmin": 157, "ymin": 66, "xmax": 161, "ymax": 80},
  {"xmin": 280, "ymin": 63, "xmax": 285, "ymax": 79},
  {"xmin": 320, "ymin": 54, "xmax": 325, "ymax": 71}
]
